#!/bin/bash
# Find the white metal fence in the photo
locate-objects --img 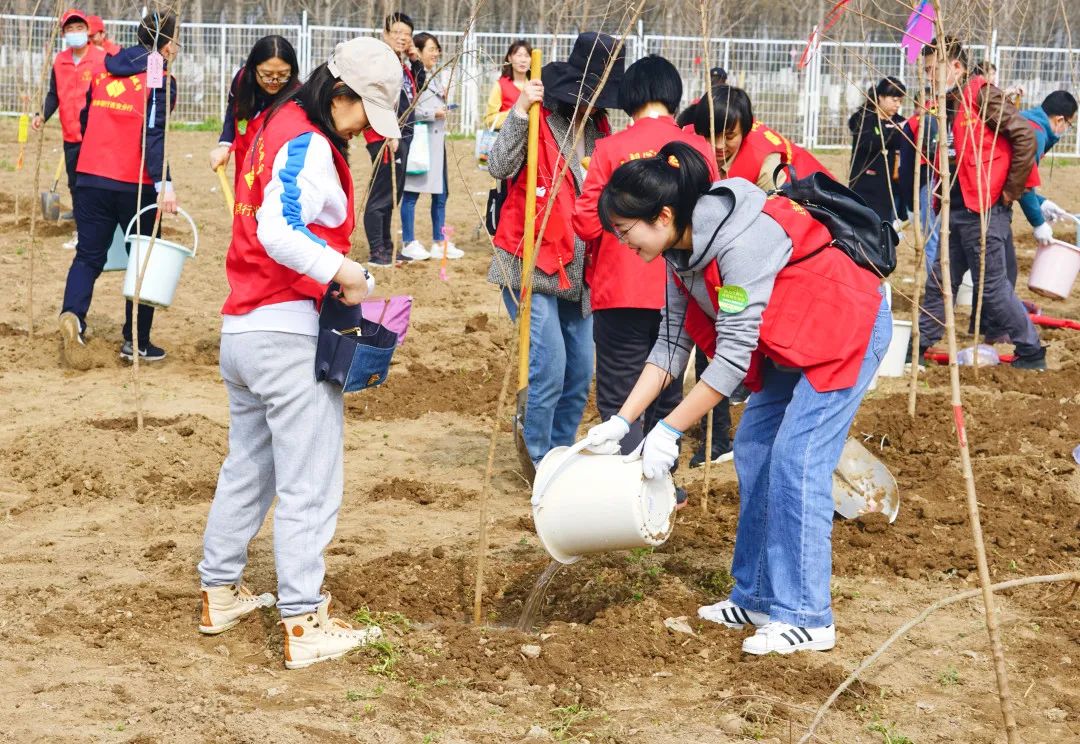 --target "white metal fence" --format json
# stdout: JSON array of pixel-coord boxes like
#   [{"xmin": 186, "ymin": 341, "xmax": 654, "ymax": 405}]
[{"xmin": 2, "ymin": 13, "xmax": 1078, "ymax": 155}]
